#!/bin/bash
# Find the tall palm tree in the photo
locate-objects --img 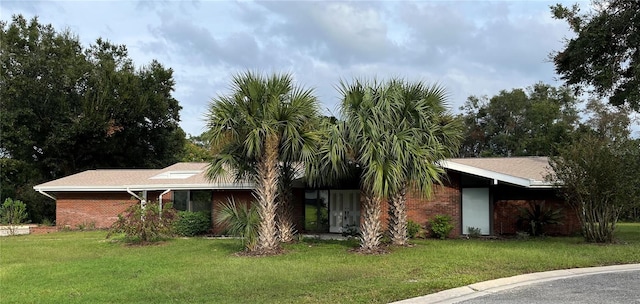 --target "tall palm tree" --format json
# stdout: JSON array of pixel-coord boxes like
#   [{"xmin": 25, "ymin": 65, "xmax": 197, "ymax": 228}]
[
  {"xmin": 384, "ymin": 80, "xmax": 462, "ymax": 246},
  {"xmin": 330, "ymin": 79, "xmax": 408, "ymax": 251},
  {"xmin": 206, "ymin": 71, "xmax": 320, "ymax": 253},
  {"xmin": 310, "ymin": 79, "xmax": 461, "ymax": 251}
]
